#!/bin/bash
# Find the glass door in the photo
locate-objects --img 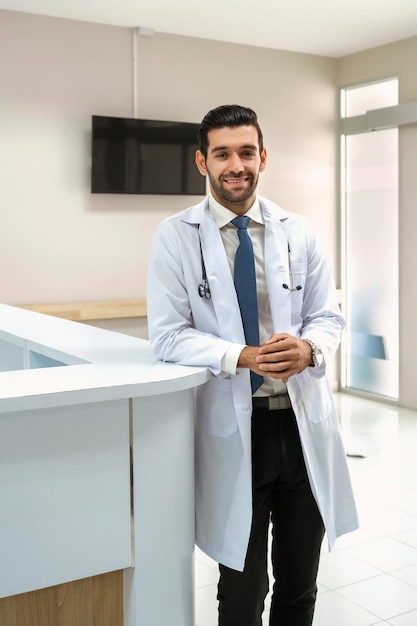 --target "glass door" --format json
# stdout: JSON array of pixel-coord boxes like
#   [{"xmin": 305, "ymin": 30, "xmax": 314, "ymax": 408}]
[{"xmin": 341, "ymin": 80, "xmax": 399, "ymax": 400}]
